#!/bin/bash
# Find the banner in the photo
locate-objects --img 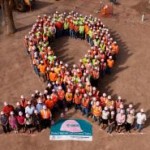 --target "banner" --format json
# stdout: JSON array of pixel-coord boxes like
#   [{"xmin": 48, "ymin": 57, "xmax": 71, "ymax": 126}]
[{"xmin": 50, "ymin": 119, "xmax": 92, "ymax": 141}]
